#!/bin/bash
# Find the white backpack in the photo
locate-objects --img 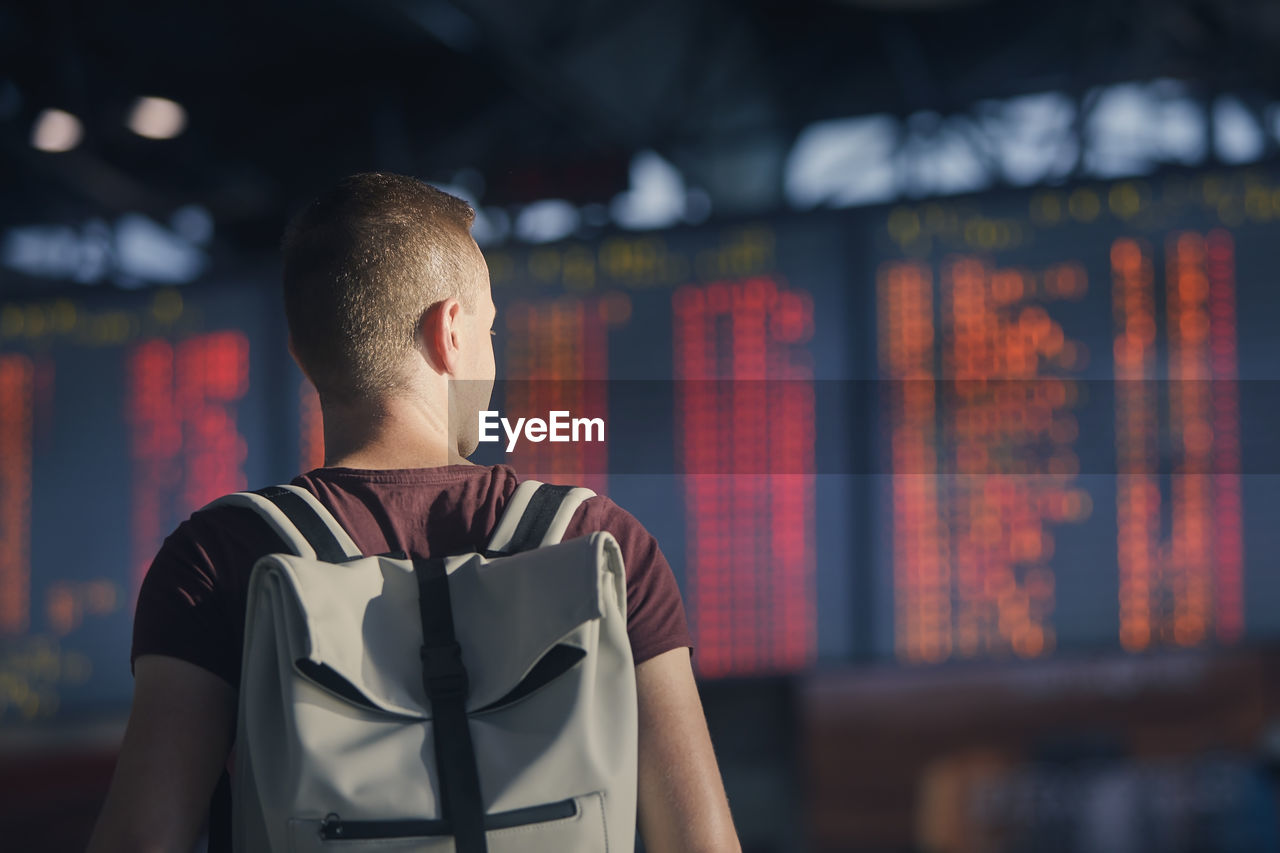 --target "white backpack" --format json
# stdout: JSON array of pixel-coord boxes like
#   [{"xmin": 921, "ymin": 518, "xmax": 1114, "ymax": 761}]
[{"xmin": 208, "ymin": 480, "xmax": 638, "ymax": 852}]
